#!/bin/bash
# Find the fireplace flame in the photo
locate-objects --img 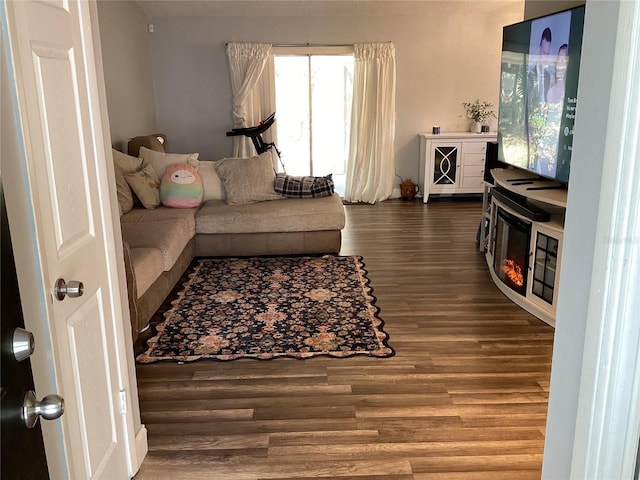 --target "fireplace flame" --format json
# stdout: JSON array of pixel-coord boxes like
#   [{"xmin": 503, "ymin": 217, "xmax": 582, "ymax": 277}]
[{"xmin": 502, "ymin": 259, "xmax": 524, "ymax": 287}]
